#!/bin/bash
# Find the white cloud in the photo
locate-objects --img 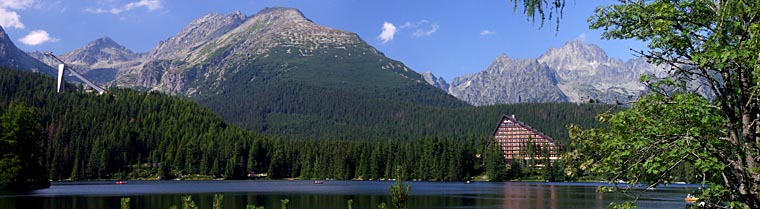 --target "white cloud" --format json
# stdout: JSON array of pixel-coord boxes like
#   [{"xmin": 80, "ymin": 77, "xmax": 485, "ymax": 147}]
[
  {"xmin": 576, "ymin": 33, "xmax": 586, "ymax": 41},
  {"xmin": 400, "ymin": 21, "xmax": 413, "ymax": 29},
  {"xmin": 0, "ymin": 0, "xmax": 36, "ymax": 10},
  {"xmin": 400, "ymin": 20, "xmax": 429, "ymax": 29},
  {"xmin": 378, "ymin": 19, "xmax": 438, "ymax": 42},
  {"xmin": 412, "ymin": 24, "xmax": 438, "ymax": 37},
  {"xmin": 0, "ymin": 0, "xmax": 37, "ymax": 29},
  {"xmin": 378, "ymin": 22, "xmax": 397, "ymax": 44},
  {"xmin": 397, "ymin": 19, "xmax": 439, "ymax": 38},
  {"xmin": 125, "ymin": 0, "xmax": 161, "ymax": 11},
  {"xmin": 480, "ymin": 30, "xmax": 496, "ymax": 36},
  {"xmin": 19, "ymin": 30, "xmax": 58, "ymax": 46},
  {"xmin": 0, "ymin": 7, "xmax": 24, "ymax": 29},
  {"xmin": 87, "ymin": 0, "xmax": 163, "ymax": 14}
]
